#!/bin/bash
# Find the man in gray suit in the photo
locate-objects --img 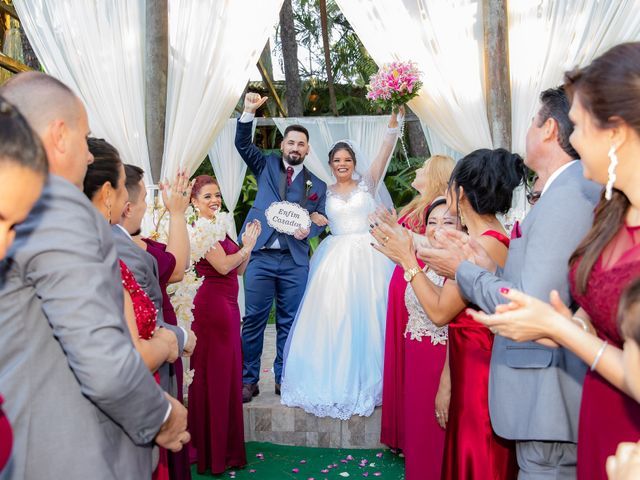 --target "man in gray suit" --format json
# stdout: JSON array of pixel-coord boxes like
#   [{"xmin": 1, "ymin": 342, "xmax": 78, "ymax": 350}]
[
  {"xmin": 421, "ymin": 87, "xmax": 601, "ymax": 478},
  {"xmin": 110, "ymin": 162, "xmax": 196, "ymax": 394},
  {"xmin": 0, "ymin": 72, "xmax": 189, "ymax": 480}
]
